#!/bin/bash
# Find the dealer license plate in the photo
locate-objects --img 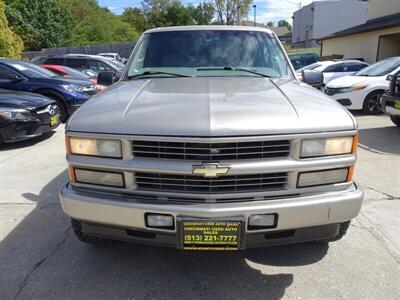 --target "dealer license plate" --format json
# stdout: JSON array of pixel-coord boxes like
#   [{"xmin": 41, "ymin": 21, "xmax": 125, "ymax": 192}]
[
  {"xmin": 50, "ymin": 115, "xmax": 59, "ymax": 126},
  {"xmin": 181, "ymin": 220, "xmax": 242, "ymax": 251}
]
